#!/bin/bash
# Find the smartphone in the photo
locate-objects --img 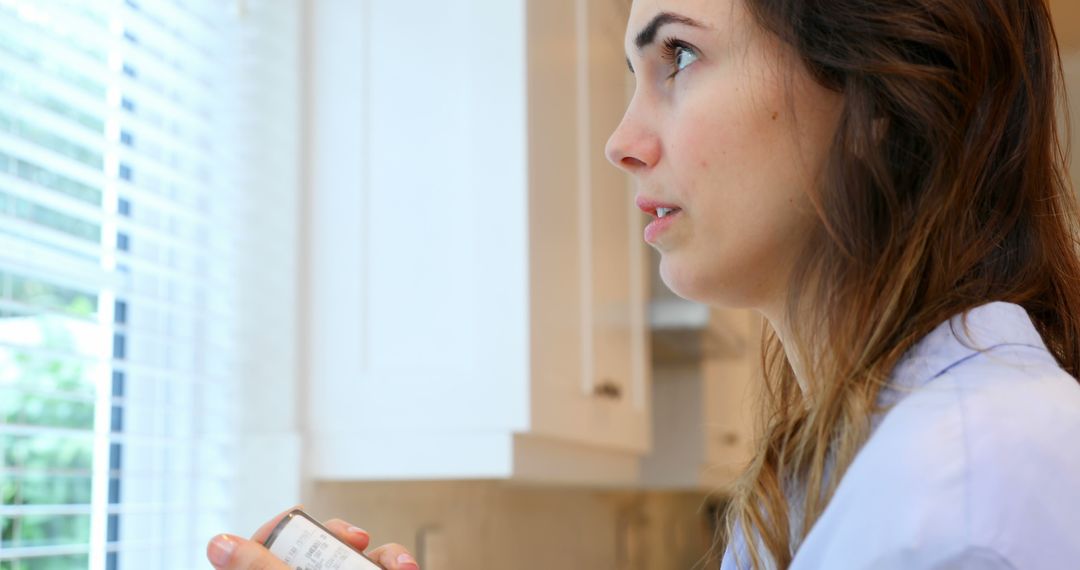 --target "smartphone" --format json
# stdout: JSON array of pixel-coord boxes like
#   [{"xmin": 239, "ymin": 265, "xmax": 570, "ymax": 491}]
[{"xmin": 263, "ymin": 509, "xmax": 388, "ymax": 570}]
